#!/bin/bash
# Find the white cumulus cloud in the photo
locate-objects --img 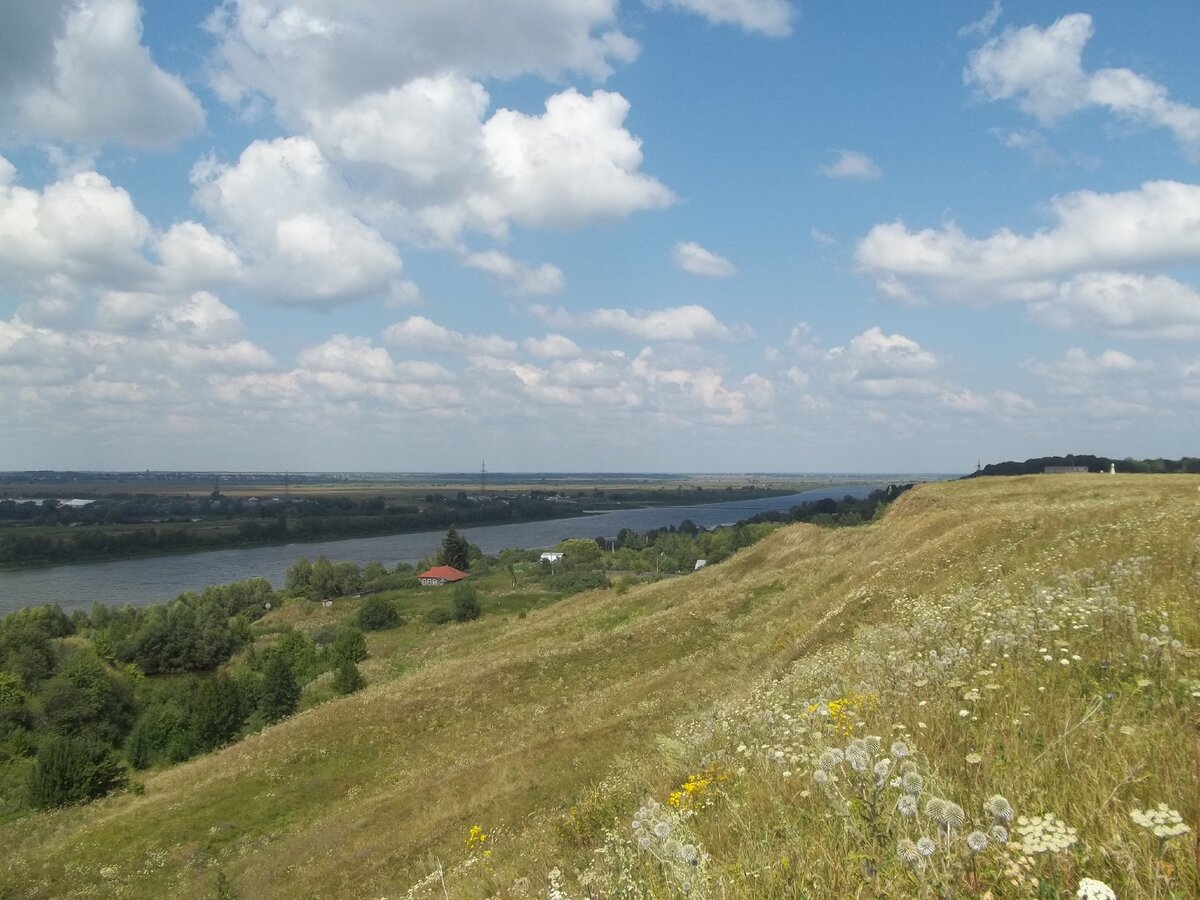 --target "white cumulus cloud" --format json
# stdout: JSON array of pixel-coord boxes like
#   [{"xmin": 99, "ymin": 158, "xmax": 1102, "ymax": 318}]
[
  {"xmin": 648, "ymin": 0, "xmax": 793, "ymax": 37},
  {"xmin": 673, "ymin": 241, "xmax": 736, "ymax": 277},
  {"xmin": 822, "ymin": 150, "xmax": 882, "ymax": 180},
  {"xmin": 1, "ymin": 0, "xmax": 203, "ymax": 148},
  {"xmin": 966, "ymin": 12, "xmax": 1200, "ymax": 159},
  {"xmin": 532, "ymin": 303, "xmax": 749, "ymax": 342}
]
